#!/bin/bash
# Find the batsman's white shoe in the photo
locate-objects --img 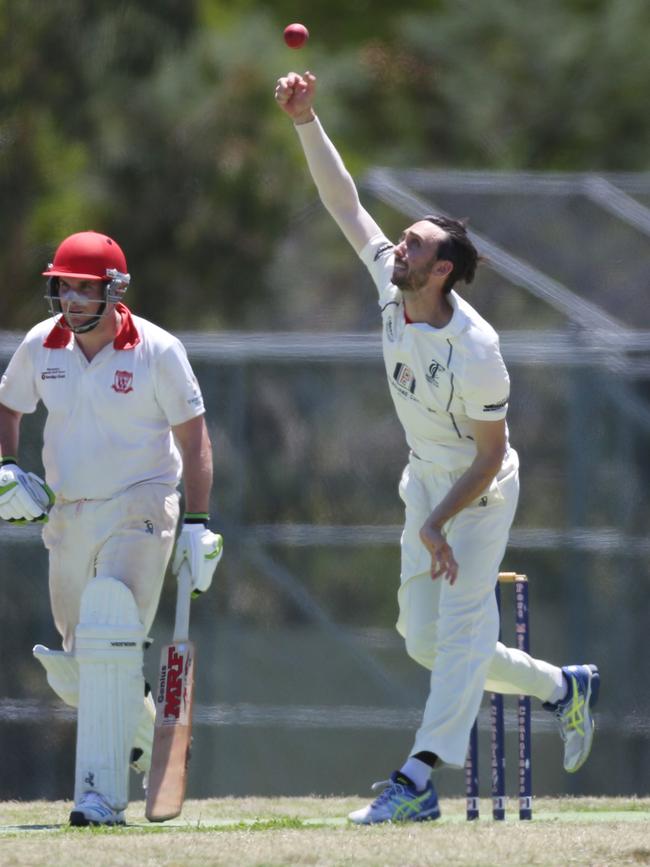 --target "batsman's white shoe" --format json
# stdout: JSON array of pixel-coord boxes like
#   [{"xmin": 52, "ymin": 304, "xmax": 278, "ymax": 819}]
[
  {"xmin": 69, "ymin": 791, "xmax": 126, "ymax": 827},
  {"xmin": 348, "ymin": 771, "xmax": 440, "ymax": 825},
  {"xmin": 544, "ymin": 663, "xmax": 600, "ymax": 773}
]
